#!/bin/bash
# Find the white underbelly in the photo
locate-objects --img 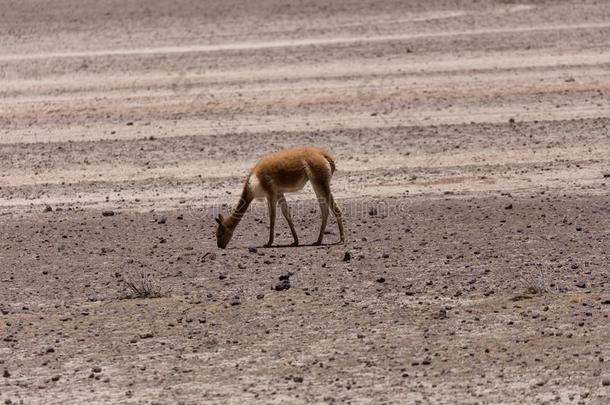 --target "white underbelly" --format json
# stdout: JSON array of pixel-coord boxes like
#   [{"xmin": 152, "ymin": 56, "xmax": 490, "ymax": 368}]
[
  {"xmin": 279, "ymin": 179, "xmax": 308, "ymax": 194},
  {"xmin": 248, "ymin": 174, "xmax": 308, "ymax": 200}
]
